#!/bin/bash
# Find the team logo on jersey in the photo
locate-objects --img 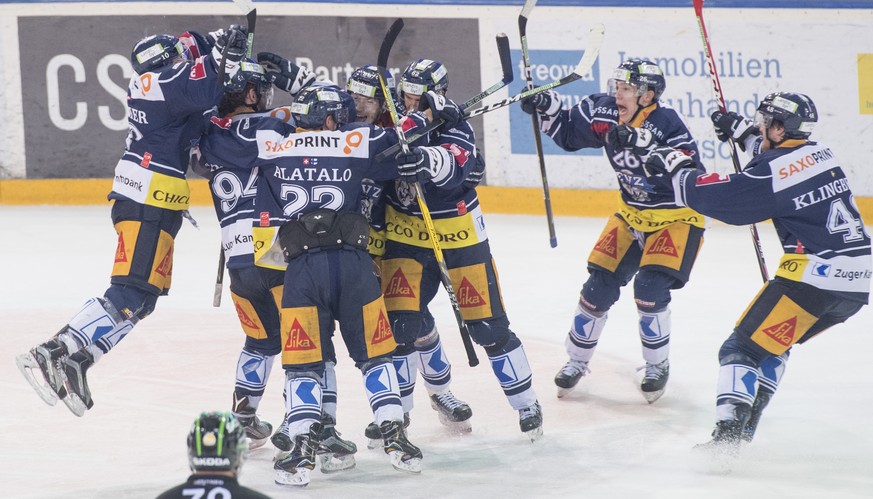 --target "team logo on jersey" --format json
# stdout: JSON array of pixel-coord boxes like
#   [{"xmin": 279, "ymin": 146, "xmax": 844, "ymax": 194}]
[
  {"xmin": 592, "ymin": 122, "xmax": 610, "ymax": 137},
  {"xmin": 441, "ymin": 143, "xmax": 471, "ymax": 167},
  {"xmin": 384, "ymin": 269, "xmax": 415, "ymax": 299},
  {"xmin": 457, "ymin": 200, "xmax": 467, "ymax": 216},
  {"xmin": 646, "ymin": 230, "xmax": 678, "ymax": 257},
  {"xmin": 115, "ymin": 233, "xmax": 128, "ymax": 263},
  {"xmin": 210, "ymin": 116, "xmax": 232, "ymax": 129},
  {"xmin": 457, "ymin": 277, "xmax": 486, "ymax": 308},
  {"xmin": 284, "ymin": 319, "xmax": 316, "ymax": 351},
  {"xmin": 188, "ymin": 58, "xmax": 206, "ymax": 80},
  {"xmin": 140, "ymin": 152, "xmax": 152, "ymax": 168},
  {"xmin": 695, "ymin": 172, "xmax": 731, "ymax": 186},
  {"xmin": 594, "ymin": 227, "xmax": 619, "ymax": 258},
  {"xmin": 259, "ymin": 211, "xmax": 270, "ymax": 227}
]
